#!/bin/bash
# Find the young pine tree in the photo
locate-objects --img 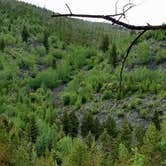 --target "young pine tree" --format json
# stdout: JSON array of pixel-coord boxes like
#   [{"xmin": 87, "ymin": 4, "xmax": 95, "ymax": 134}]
[
  {"xmin": 109, "ymin": 43, "xmax": 117, "ymax": 68},
  {"xmin": 118, "ymin": 120, "xmax": 132, "ymax": 148},
  {"xmin": 62, "ymin": 111, "xmax": 79, "ymax": 137},
  {"xmin": 152, "ymin": 110, "xmax": 161, "ymax": 130},
  {"xmin": 68, "ymin": 111, "xmax": 79, "ymax": 137},
  {"xmin": 100, "ymin": 34, "xmax": 109, "ymax": 52},
  {"xmin": 103, "ymin": 116, "xmax": 117, "ymax": 138},
  {"xmin": 81, "ymin": 112, "xmax": 94, "ymax": 137},
  {"xmin": 0, "ymin": 38, "xmax": 5, "ymax": 52},
  {"xmin": 26, "ymin": 115, "xmax": 38, "ymax": 144},
  {"xmin": 22, "ymin": 26, "xmax": 29, "ymax": 43},
  {"xmin": 43, "ymin": 32, "xmax": 49, "ymax": 53}
]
